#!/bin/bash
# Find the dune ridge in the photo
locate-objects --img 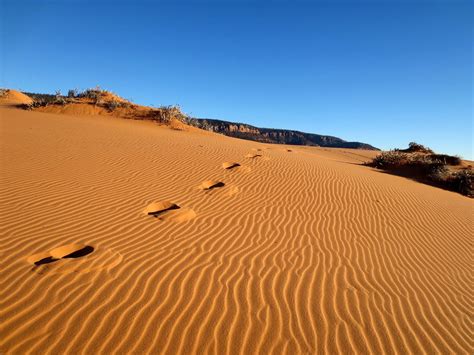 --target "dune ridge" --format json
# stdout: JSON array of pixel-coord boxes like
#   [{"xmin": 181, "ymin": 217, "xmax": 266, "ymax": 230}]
[
  {"xmin": 0, "ymin": 106, "xmax": 472, "ymax": 354},
  {"xmin": 0, "ymin": 89, "xmax": 33, "ymax": 106}
]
